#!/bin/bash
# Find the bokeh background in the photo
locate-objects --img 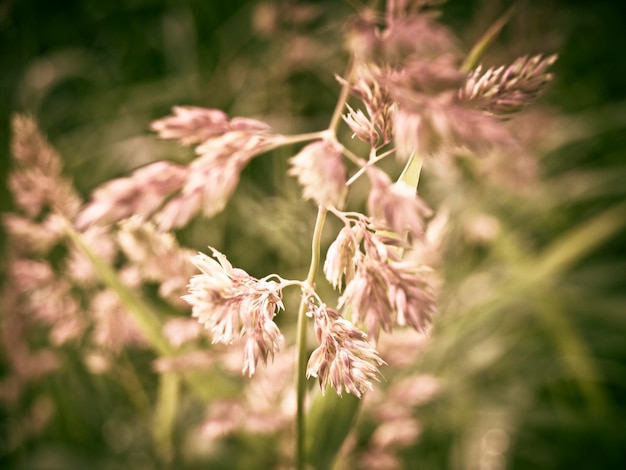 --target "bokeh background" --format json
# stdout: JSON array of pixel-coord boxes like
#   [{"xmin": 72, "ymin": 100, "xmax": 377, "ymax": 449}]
[{"xmin": 1, "ymin": 0, "xmax": 626, "ymax": 469}]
